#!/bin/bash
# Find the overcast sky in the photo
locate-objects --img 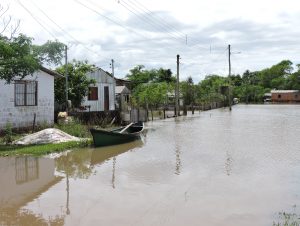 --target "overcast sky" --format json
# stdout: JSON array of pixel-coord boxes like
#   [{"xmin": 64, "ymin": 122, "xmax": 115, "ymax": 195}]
[{"xmin": 2, "ymin": 0, "xmax": 300, "ymax": 82}]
